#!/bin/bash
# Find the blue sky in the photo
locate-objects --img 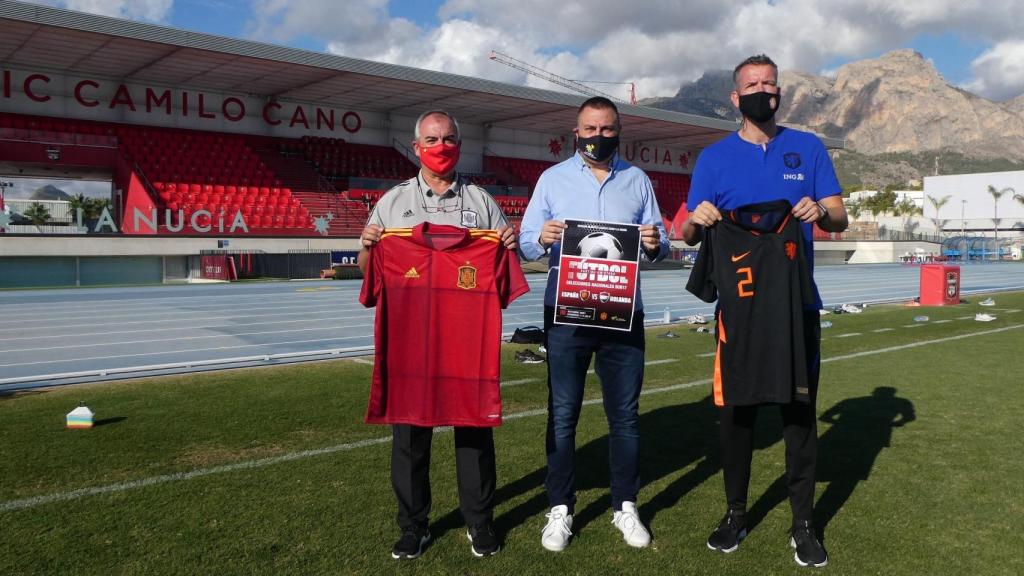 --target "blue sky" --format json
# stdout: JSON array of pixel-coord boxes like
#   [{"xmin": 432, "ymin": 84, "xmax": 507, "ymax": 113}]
[{"xmin": 32, "ymin": 0, "xmax": 1024, "ymax": 102}]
